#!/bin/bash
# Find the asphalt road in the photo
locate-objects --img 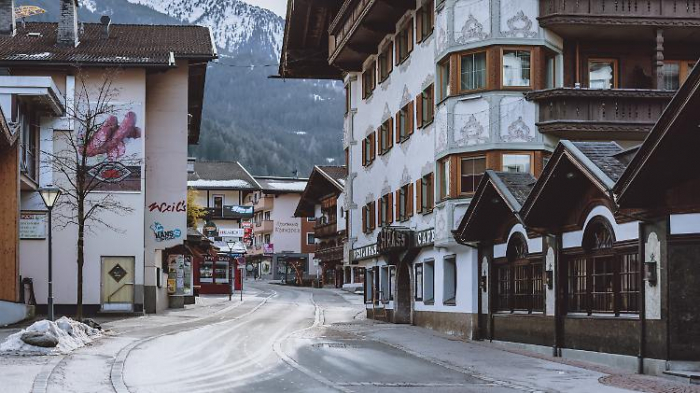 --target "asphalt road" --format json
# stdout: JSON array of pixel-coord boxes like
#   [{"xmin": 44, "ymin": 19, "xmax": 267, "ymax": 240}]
[{"xmin": 16, "ymin": 283, "xmax": 520, "ymax": 393}]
